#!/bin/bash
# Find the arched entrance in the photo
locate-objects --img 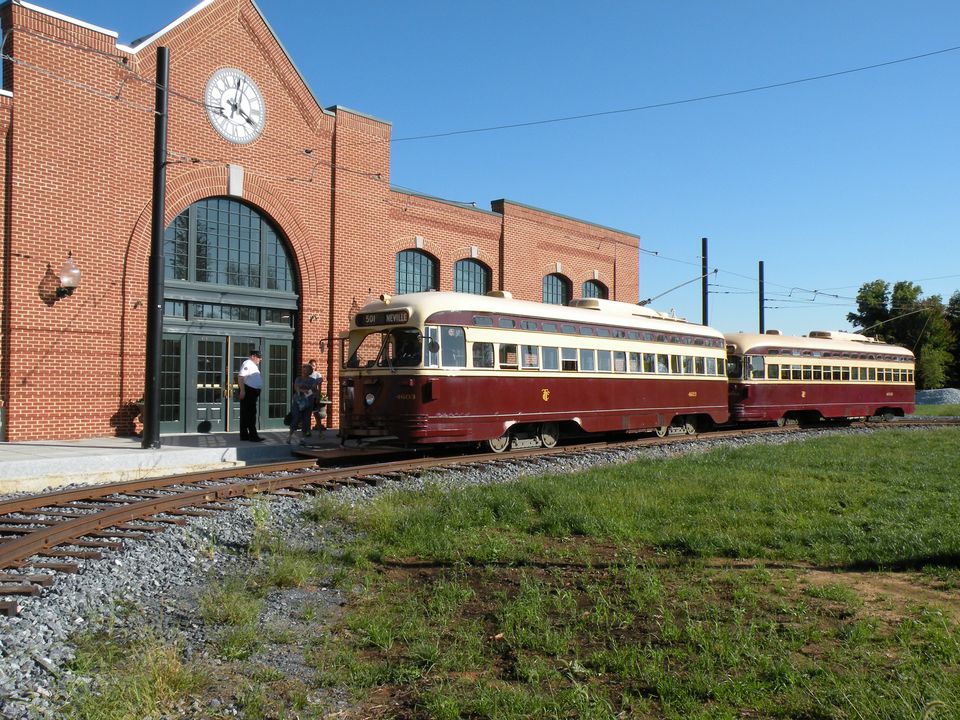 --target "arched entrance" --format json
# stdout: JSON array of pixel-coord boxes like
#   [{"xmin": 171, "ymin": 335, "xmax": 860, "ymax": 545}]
[{"xmin": 159, "ymin": 198, "xmax": 299, "ymax": 434}]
